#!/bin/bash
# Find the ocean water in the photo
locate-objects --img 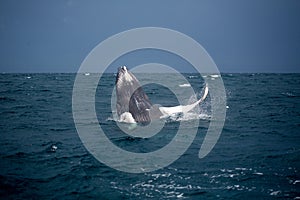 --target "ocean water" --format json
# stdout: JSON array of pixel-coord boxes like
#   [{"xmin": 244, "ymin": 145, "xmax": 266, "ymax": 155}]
[{"xmin": 0, "ymin": 73, "xmax": 299, "ymax": 199}]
